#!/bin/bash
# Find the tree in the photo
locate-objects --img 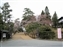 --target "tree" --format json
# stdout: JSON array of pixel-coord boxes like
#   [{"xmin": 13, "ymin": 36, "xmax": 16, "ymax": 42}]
[
  {"xmin": 25, "ymin": 22, "xmax": 42, "ymax": 38},
  {"xmin": 23, "ymin": 8, "xmax": 34, "ymax": 20},
  {"xmin": 25, "ymin": 22, "xmax": 55, "ymax": 39},
  {"xmin": 45, "ymin": 6, "xmax": 51, "ymax": 19},
  {"xmin": 41, "ymin": 10, "xmax": 45, "ymax": 15},
  {"xmin": 52, "ymin": 12, "xmax": 58, "ymax": 28},
  {"xmin": 38, "ymin": 26, "xmax": 55, "ymax": 39},
  {"xmin": 0, "ymin": 13, "xmax": 3, "ymax": 30},
  {"xmin": 25, "ymin": 22, "xmax": 41, "ymax": 33},
  {"xmin": 23, "ymin": 8, "xmax": 34, "ymax": 16},
  {"xmin": 45, "ymin": 6, "xmax": 49, "ymax": 15},
  {"xmin": 9, "ymin": 22, "xmax": 14, "ymax": 33},
  {"xmin": 0, "ymin": 13, "xmax": 3, "ymax": 23},
  {"xmin": 1, "ymin": 2, "xmax": 12, "ymax": 30}
]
